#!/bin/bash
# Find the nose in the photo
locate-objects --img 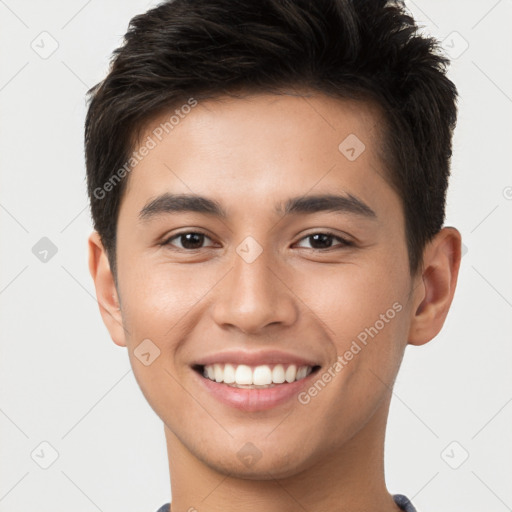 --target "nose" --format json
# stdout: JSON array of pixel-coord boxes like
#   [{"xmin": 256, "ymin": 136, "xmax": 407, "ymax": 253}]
[{"xmin": 211, "ymin": 246, "xmax": 298, "ymax": 335}]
